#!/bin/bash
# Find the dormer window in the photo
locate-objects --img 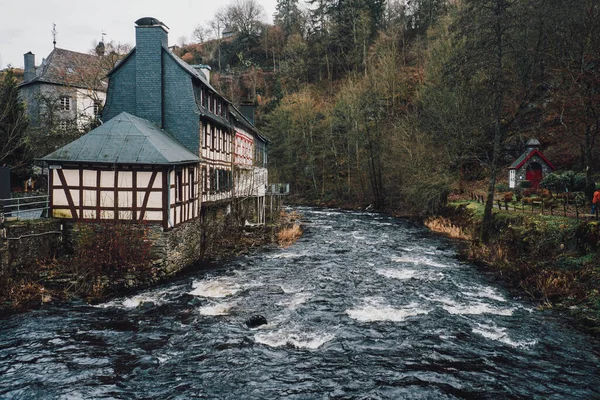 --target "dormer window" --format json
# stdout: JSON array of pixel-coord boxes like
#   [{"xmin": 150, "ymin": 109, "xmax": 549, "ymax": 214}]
[{"xmin": 60, "ymin": 96, "xmax": 71, "ymax": 111}]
